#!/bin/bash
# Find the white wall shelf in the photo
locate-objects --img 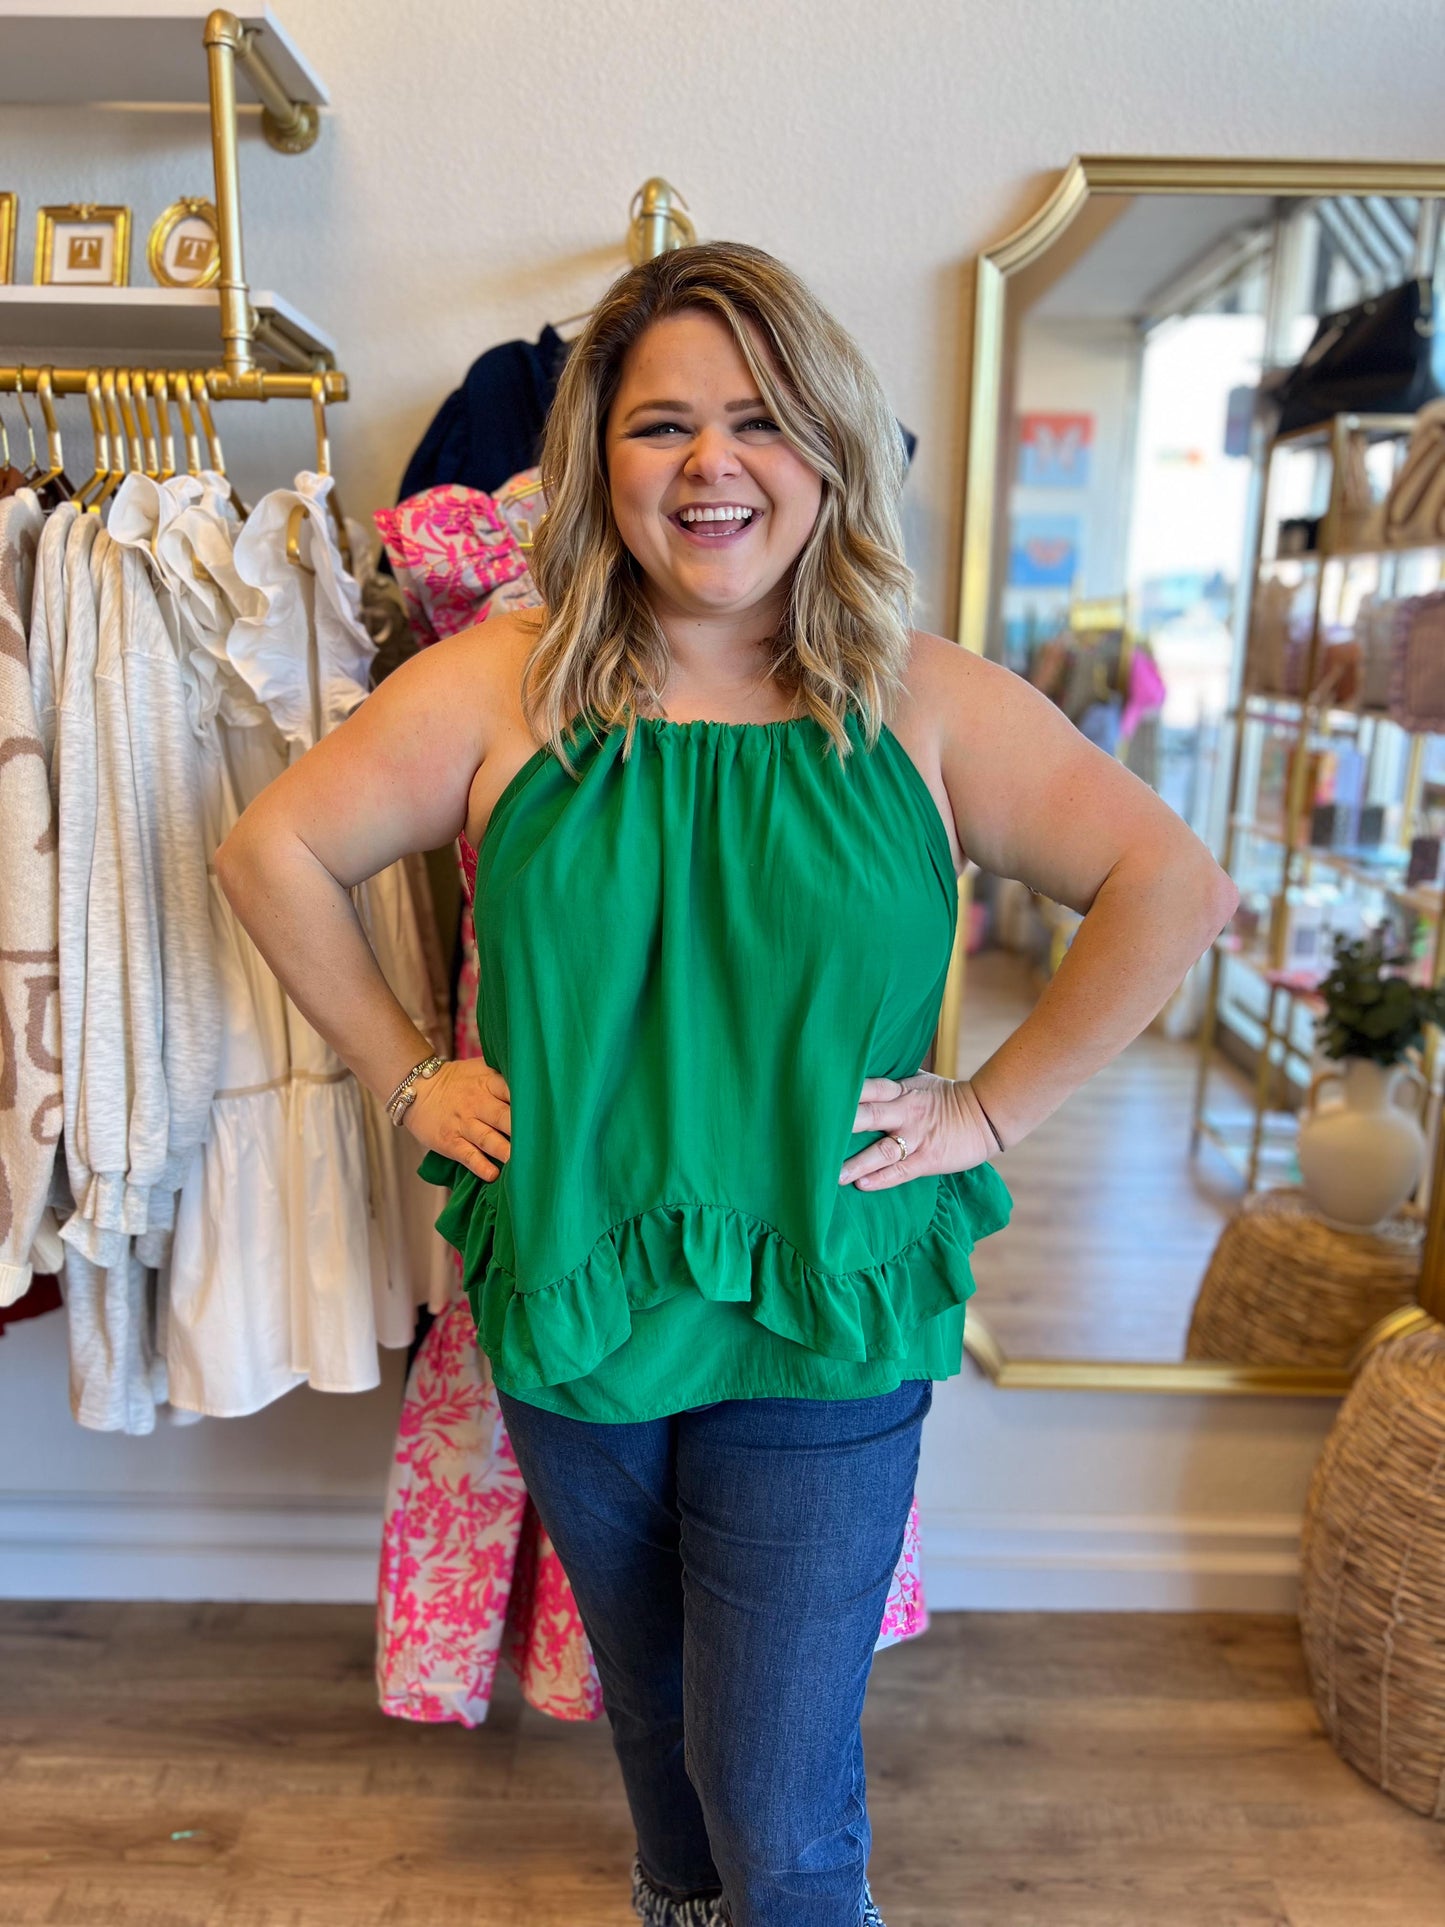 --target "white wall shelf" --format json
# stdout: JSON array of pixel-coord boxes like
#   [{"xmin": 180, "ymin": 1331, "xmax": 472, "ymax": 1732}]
[
  {"xmin": 0, "ymin": 285, "xmax": 335, "ymax": 361},
  {"xmin": 0, "ymin": 3, "xmax": 326, "ymax": 107}
]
